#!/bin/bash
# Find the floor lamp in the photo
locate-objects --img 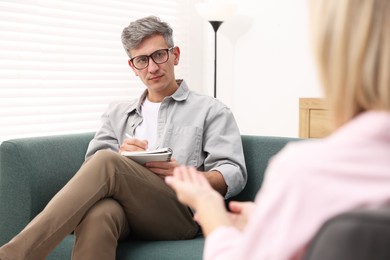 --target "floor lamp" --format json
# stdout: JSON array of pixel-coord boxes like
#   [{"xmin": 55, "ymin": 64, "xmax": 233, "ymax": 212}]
[
  {"xmin": 209, "ymin": 21, "xmax": 222, "ymax": 98},
  {"xmin": 196, "ymin": 1, "xmax": 237, "ymax": 98}
]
